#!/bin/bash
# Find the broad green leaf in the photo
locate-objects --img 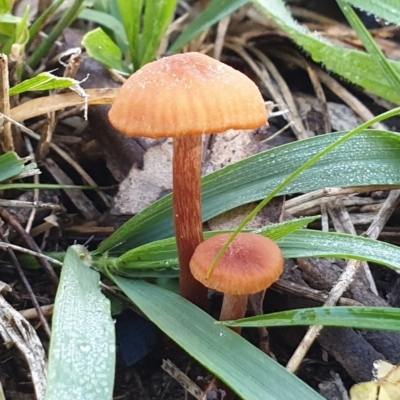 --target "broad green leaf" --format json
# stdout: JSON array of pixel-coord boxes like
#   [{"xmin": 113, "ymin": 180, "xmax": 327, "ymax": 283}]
[
  {"xmin": 111, "ymin": 277, "xmax": 323, "ymax": 400},
  {"xmin": 253, "ymin": 0, "xmax": 400, "ymax": 103},
  {"xmin": 341, "ymin": 0, "xmax": 400, "ymax": 25},
  {"xmin": 98, "ymin": 130, "xmax": 400, "ymax": 254},
  {"xmin": 81, "ymin": 27, "xmax": 126, "ymax": 72},
  {"xmin": 9, "ymin": 72, "xmax": 78, "ymax": 96},
  {"xmin": 97, "ymin": 227, "xmax": 400, "ymax": 278},
  {"xmin": 78, "ymin": 8, "xmax": 128, "ymax": 53},
  {"xmin": 96, "ymin": 217, "xmax": 318, "ymax": 276},
  {"xmin": 223, "ymin": 306, "xmax": 400, "ymax": 331},
  {"xmin": 45, "ymin": 245, "xmax": 115, "ymax": 400},
  {"xmin": 170, "ymin": 0, "xmax": 248, "ymax": 52}
]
